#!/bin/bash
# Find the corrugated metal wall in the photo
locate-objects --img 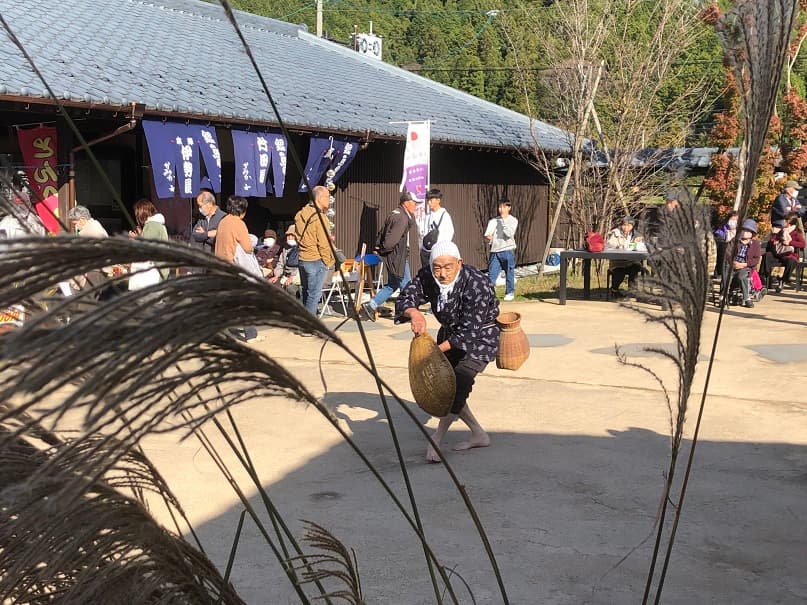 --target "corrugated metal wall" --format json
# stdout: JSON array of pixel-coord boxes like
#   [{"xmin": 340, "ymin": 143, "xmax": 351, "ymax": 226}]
[{"xmin": 335, "ymin": 141, "xmax": 549, "ymax": 270}]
